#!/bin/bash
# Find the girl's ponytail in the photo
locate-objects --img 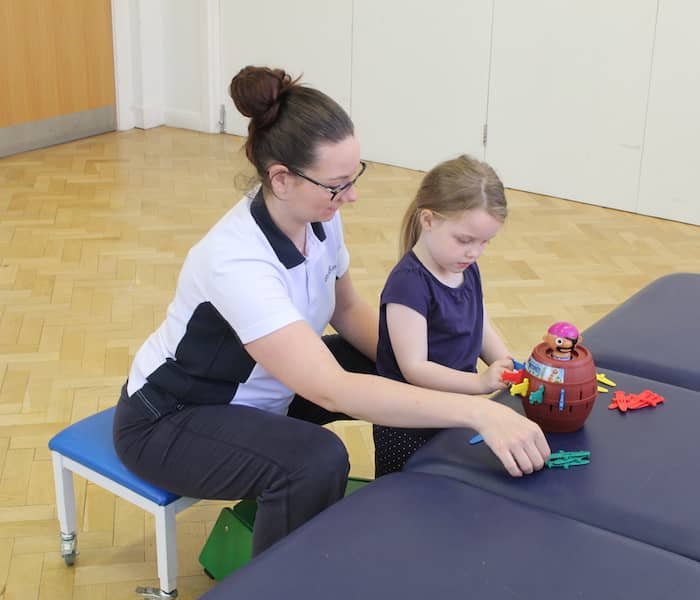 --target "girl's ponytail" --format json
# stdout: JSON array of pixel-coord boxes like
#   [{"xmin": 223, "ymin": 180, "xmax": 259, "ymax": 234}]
[{"xmin": 399, "ymin": 198, "xmax": 422, "ymax": 258}]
